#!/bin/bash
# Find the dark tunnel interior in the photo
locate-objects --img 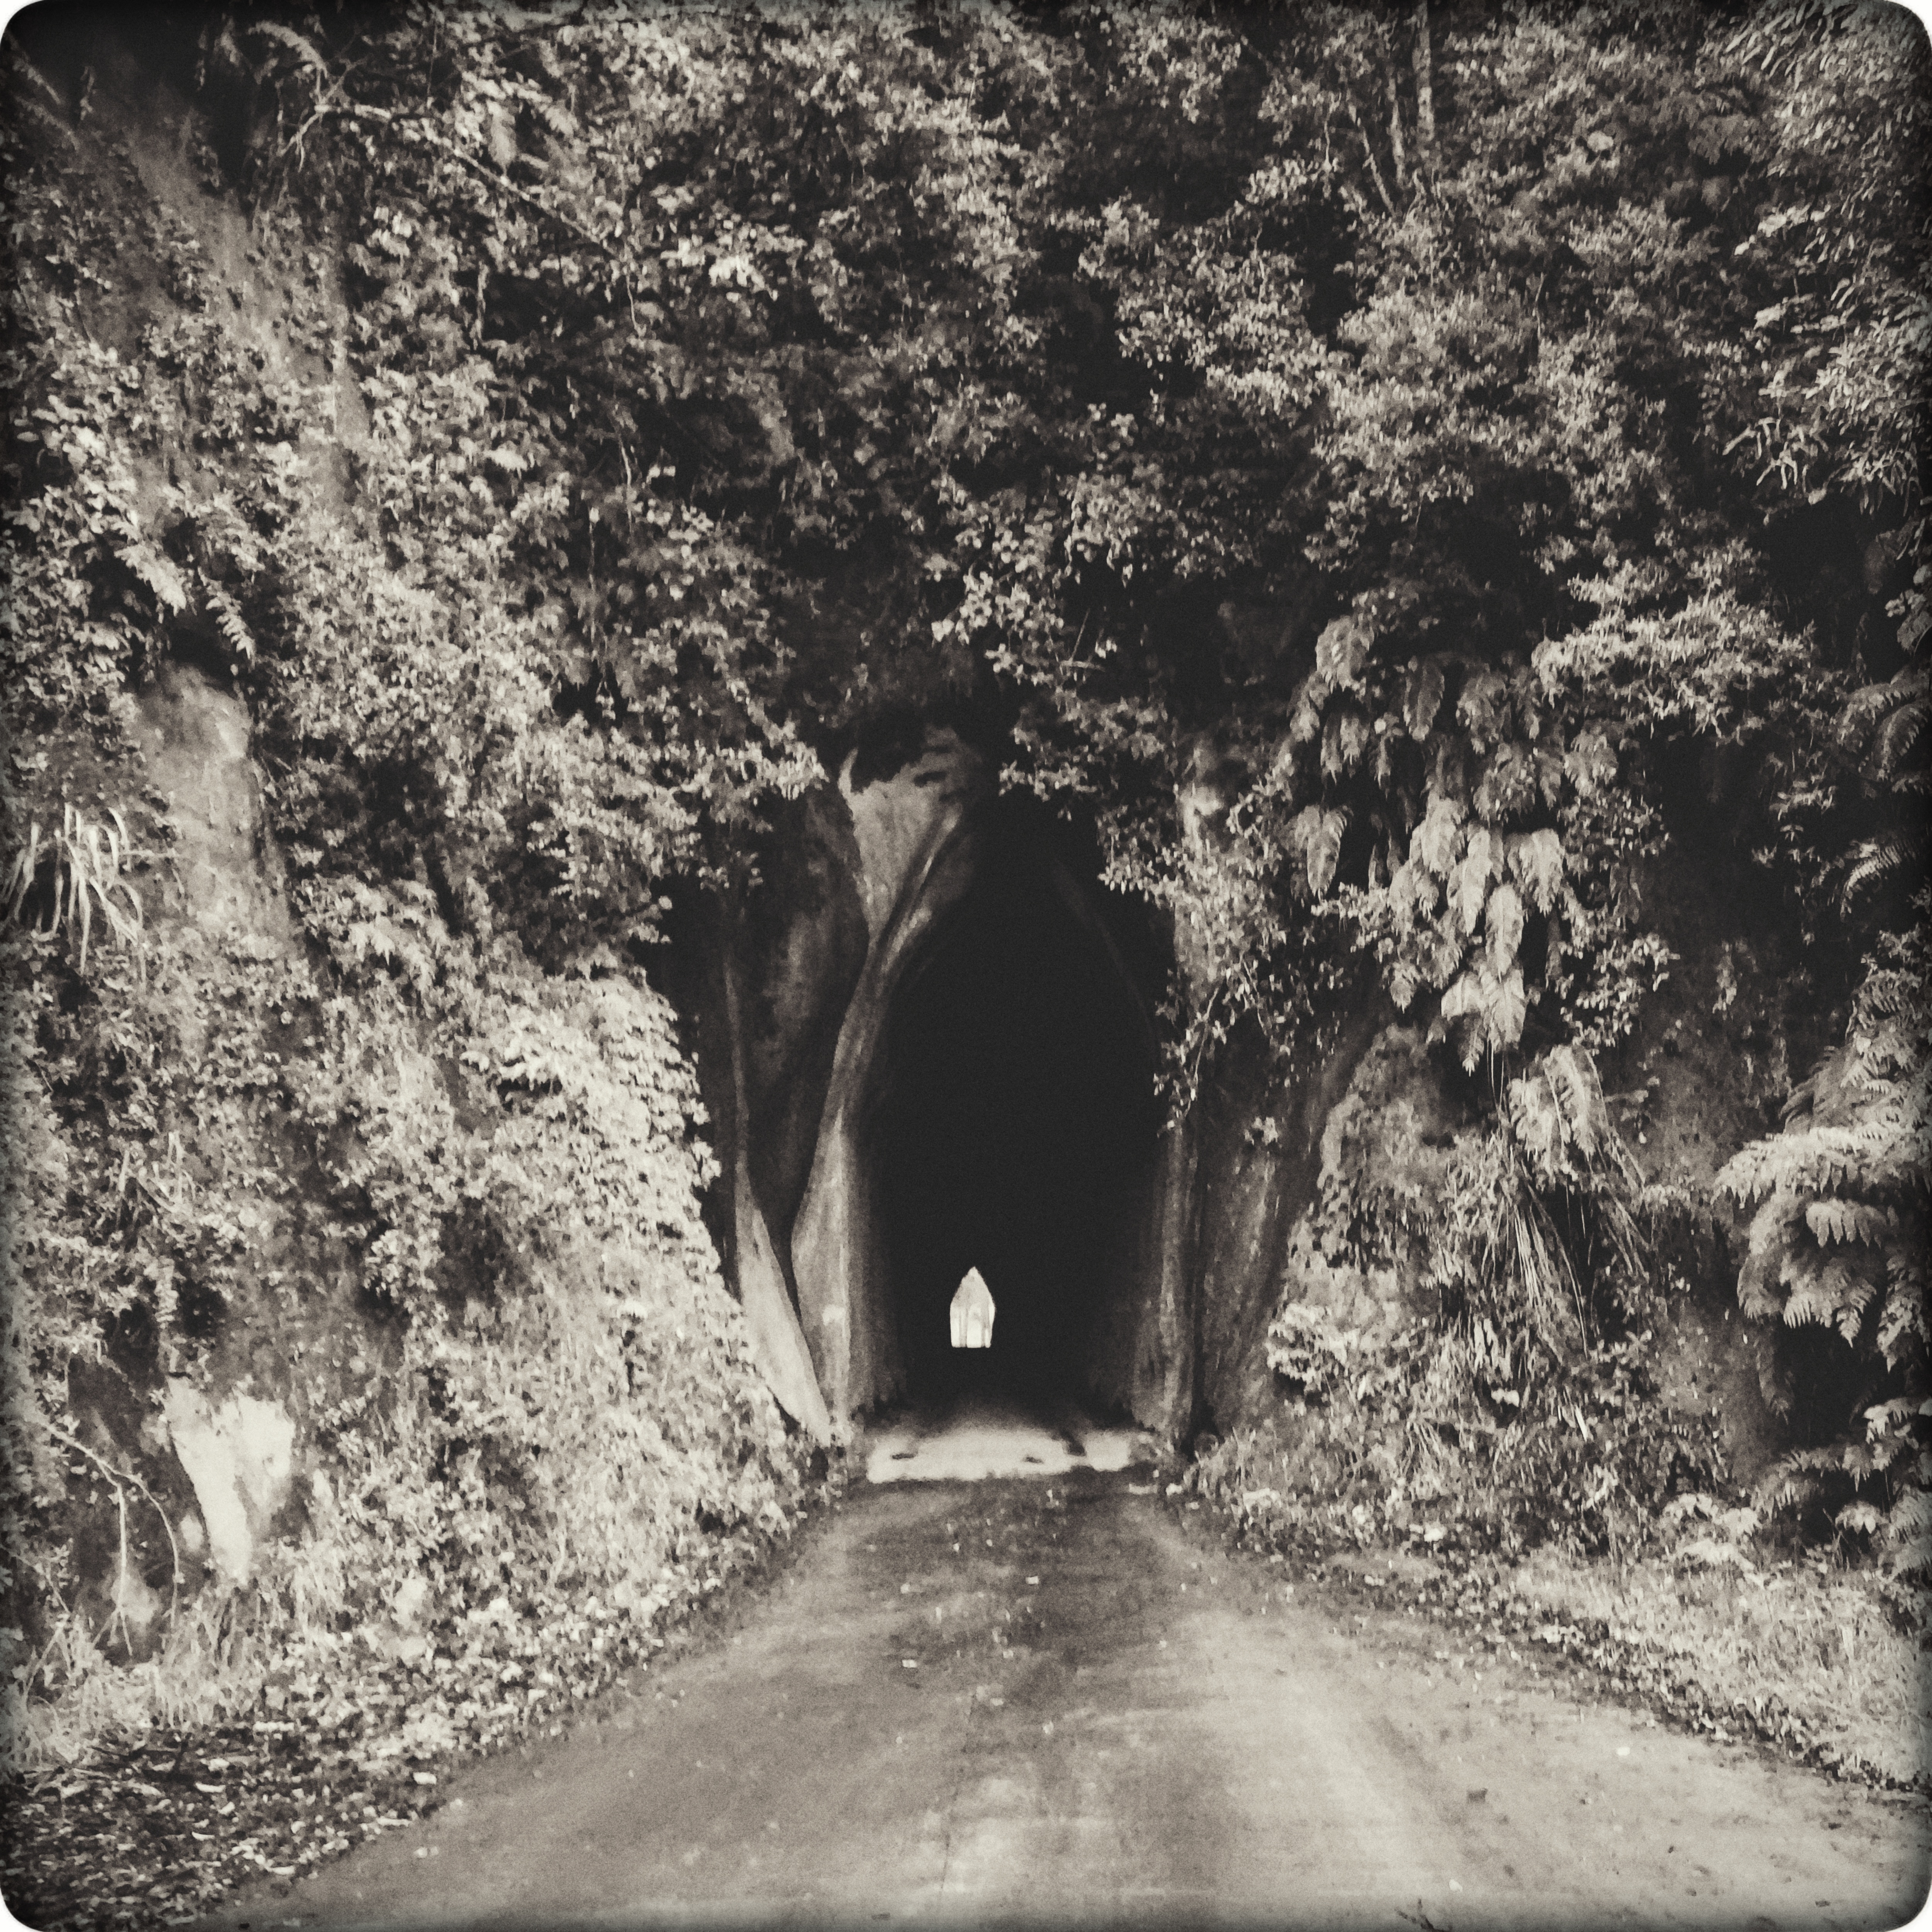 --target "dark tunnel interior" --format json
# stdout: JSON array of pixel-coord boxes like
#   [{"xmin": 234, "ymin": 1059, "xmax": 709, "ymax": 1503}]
[{"xmin": 862, "ymin": 805, "xmax": 1162, "ymax": 1411}]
